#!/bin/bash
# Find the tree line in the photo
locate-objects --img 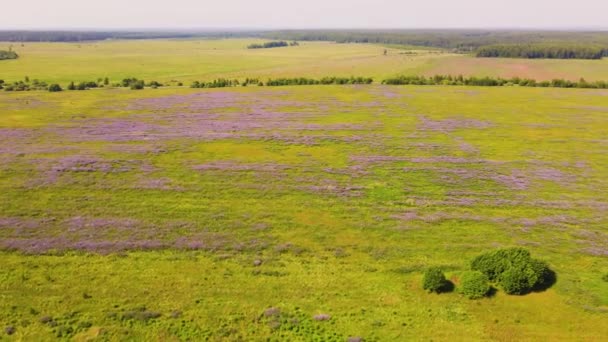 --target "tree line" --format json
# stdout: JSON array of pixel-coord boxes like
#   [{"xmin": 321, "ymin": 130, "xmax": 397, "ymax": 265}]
[
  {"xmin": 0, "ymin": 31, "xmax": 250, "ymax": 42},
  {"xmin": 476, "ymin": 44, "xmax": 608, "ymax": 59},
  {"xmin": 5, "ymin": 74, "xmax": 608, "ymax": 92},
  {"xmin": 261, "ymin": 29, "xmax": 608, "ymax": 53},
  {"xmin": 381, "ymin": 74, "xmax": 608, "ymax": 89},
  {"xmin": 247, "ymin": 41, "xmax": 298, "ymax": 49},
  {"xmin": 1, "ymin": 77, "xmax": 170, "ymax": 92},
  {"xmin": 191, "ymin": 76, "xmax": 373, "ymax": 88}
]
